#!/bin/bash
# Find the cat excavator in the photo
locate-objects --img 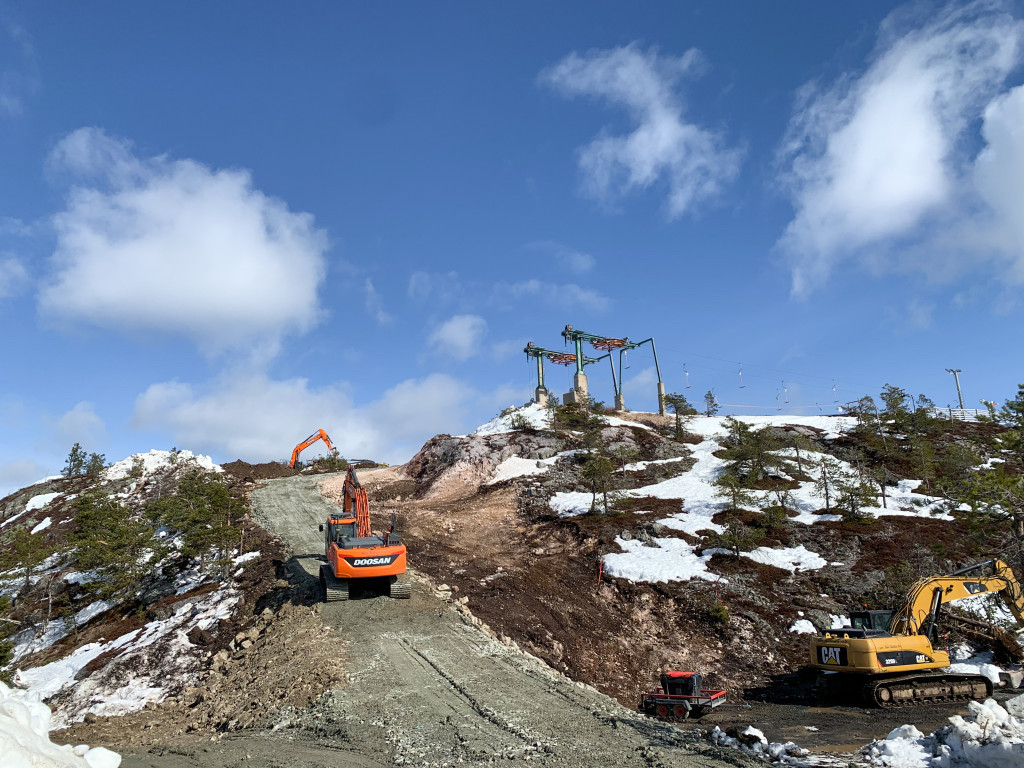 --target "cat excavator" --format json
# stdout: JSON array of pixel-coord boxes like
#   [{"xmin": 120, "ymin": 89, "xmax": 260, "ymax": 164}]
[
  {"xmin": 811, "ymin": 558, "xmax": 1024, "ymax": 707},
  {"xmin": 289, "ymin": 429, "xmax": 336, "ymax": 468},
  {"xmin": 318, "ymin": 465, "xmax": 410, "ymax": 601}
]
